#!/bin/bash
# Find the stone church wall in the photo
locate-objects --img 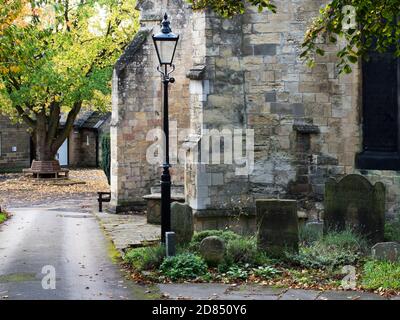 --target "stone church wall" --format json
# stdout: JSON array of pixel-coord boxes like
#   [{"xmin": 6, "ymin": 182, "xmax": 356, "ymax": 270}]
[{"xmin": 112, "ymin": 0, "xmax": 400, "ymax": 226}]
